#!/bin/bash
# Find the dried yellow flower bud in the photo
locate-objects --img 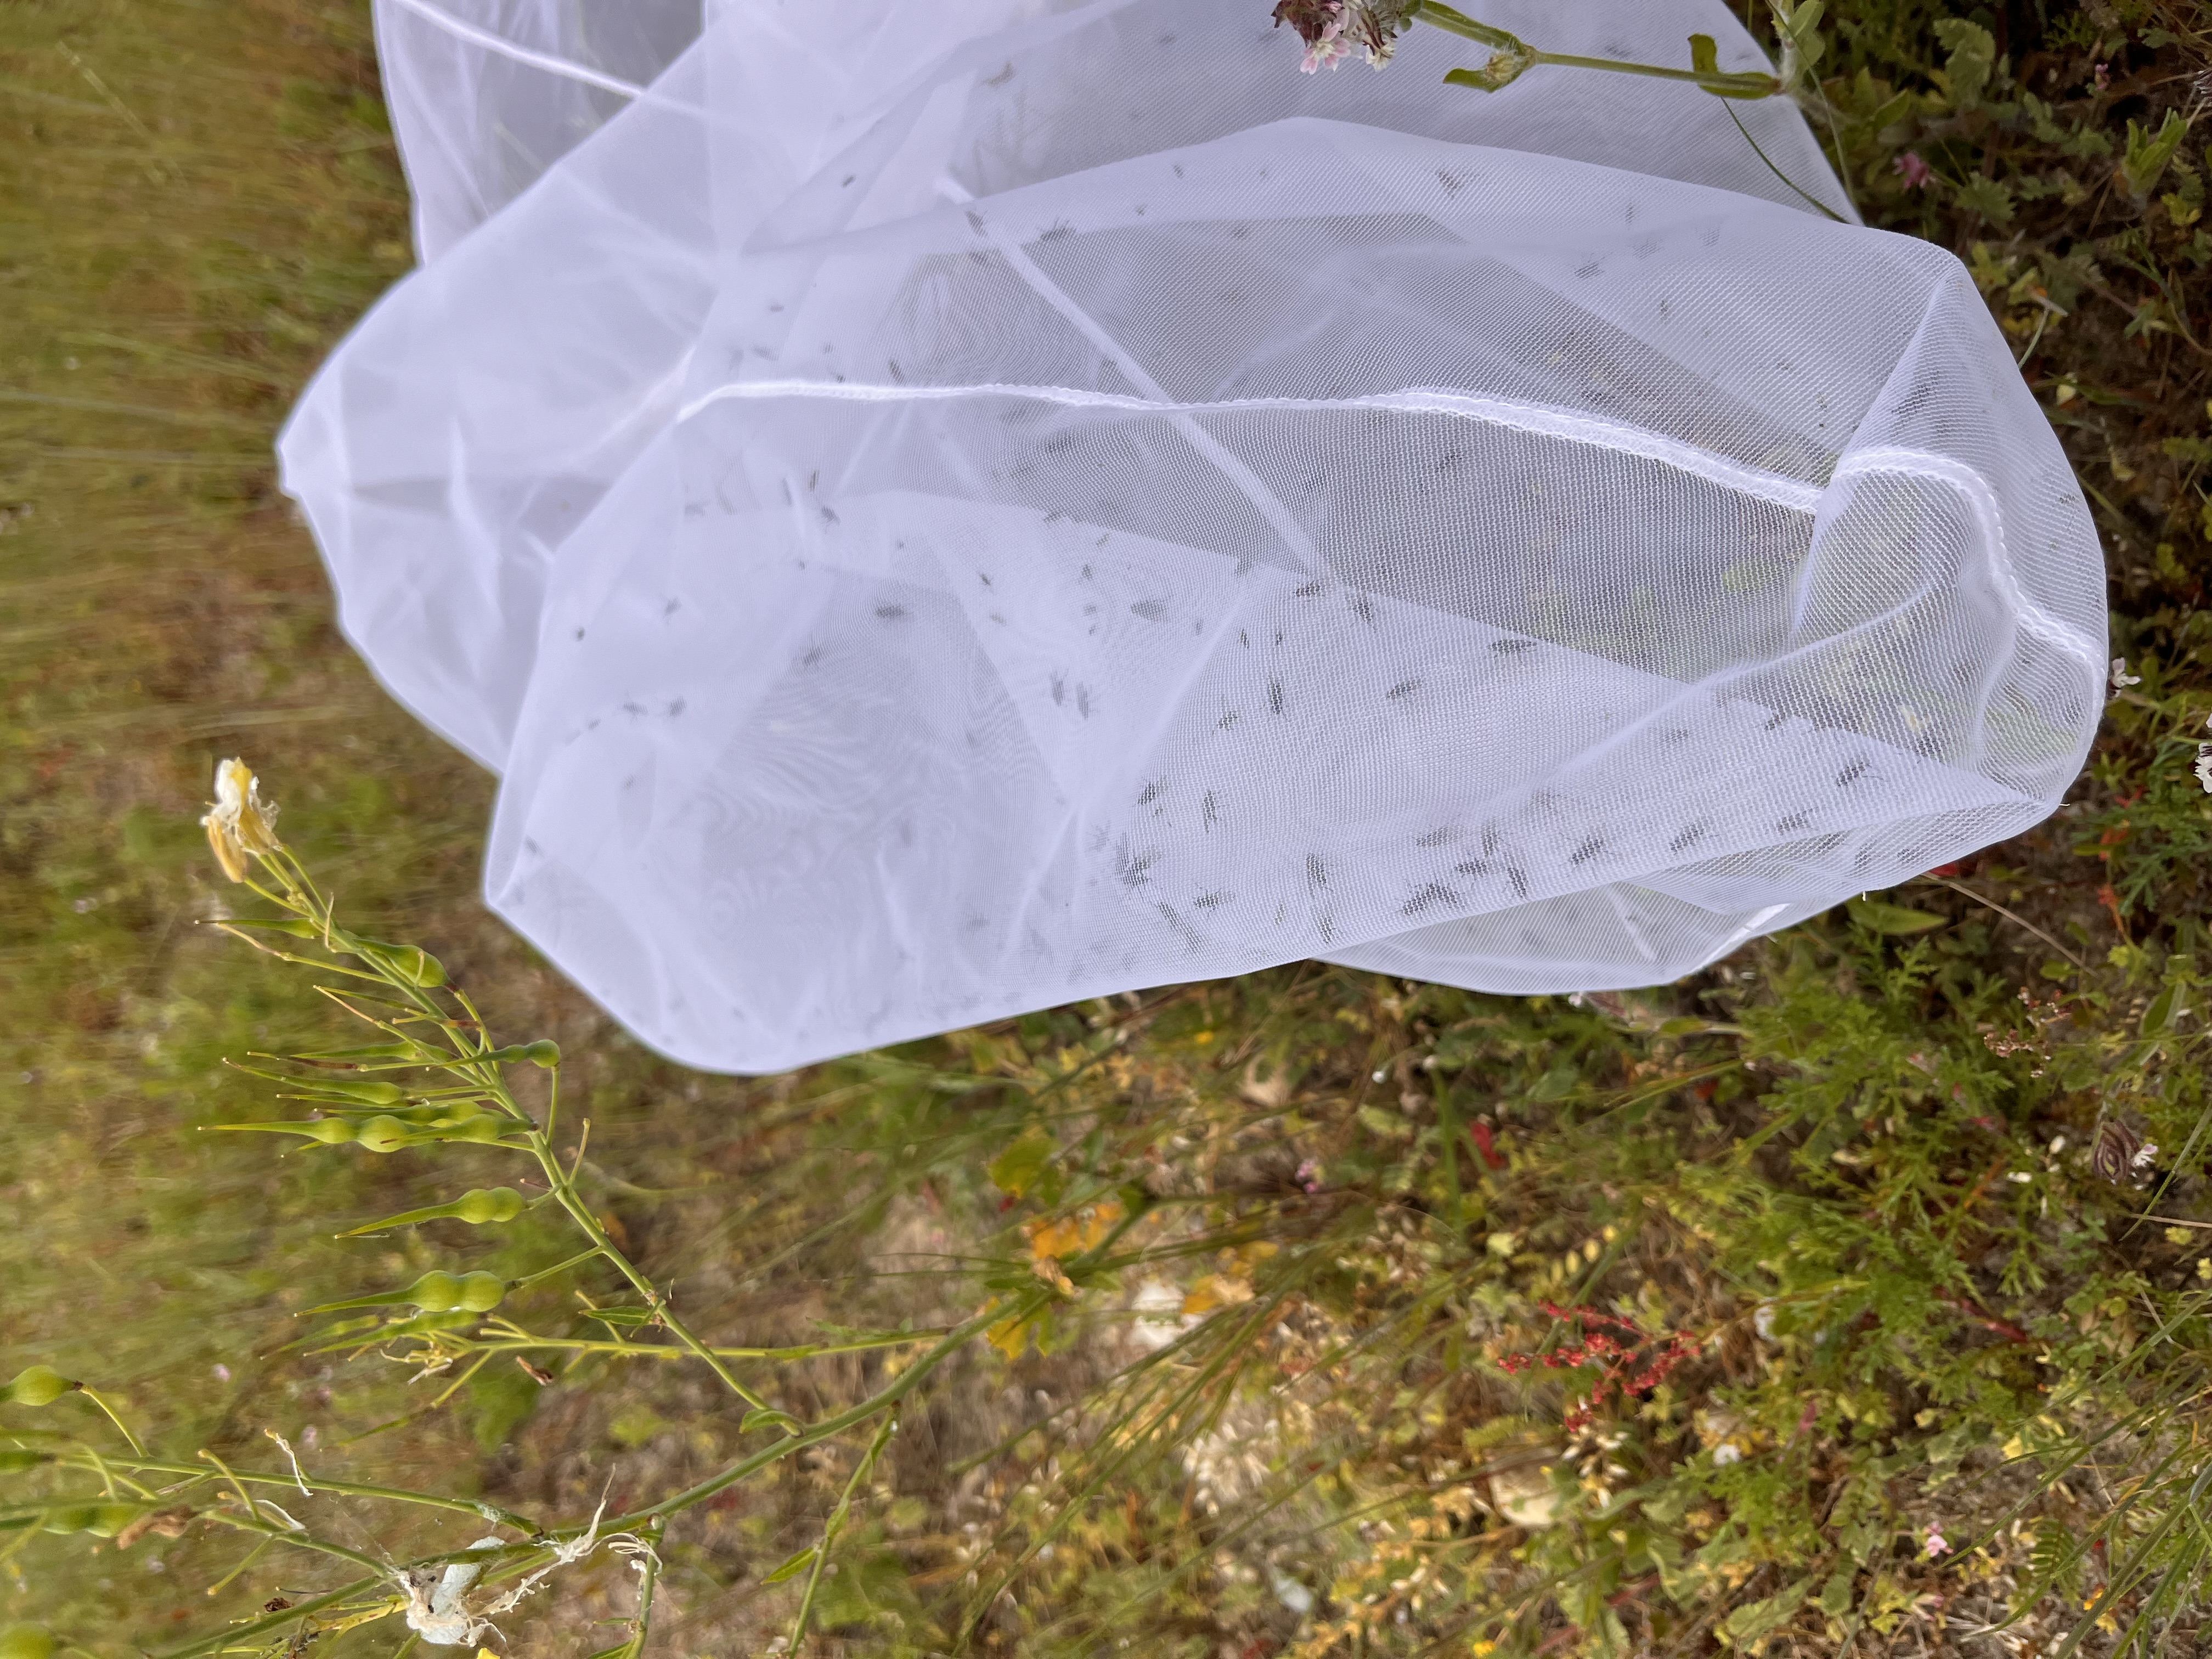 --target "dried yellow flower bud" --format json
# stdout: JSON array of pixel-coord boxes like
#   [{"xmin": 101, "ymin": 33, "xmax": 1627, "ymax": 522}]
[{"xmin": 199, "ymin": 759, "xmax": 280, "ymax": 883}]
